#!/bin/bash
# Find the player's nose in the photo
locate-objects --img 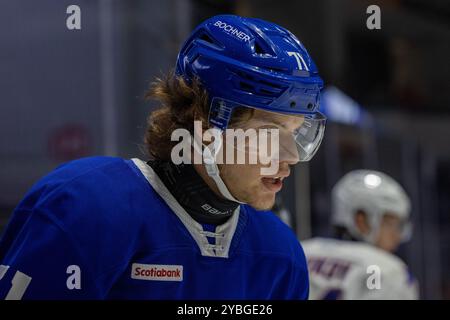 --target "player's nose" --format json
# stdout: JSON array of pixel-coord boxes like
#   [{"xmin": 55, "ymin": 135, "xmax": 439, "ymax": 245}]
[{"xmin": 279, "ymin": 136, "xmax": 300, "ymax": 165}]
